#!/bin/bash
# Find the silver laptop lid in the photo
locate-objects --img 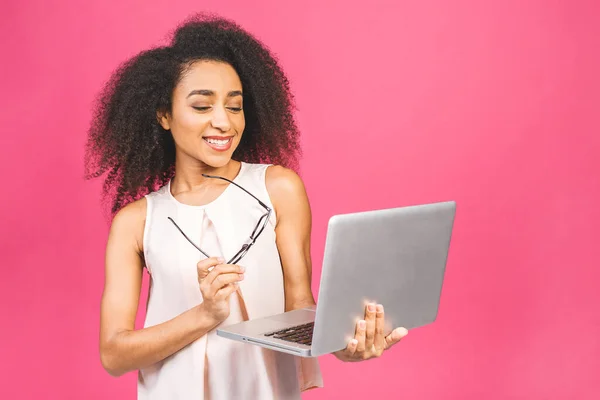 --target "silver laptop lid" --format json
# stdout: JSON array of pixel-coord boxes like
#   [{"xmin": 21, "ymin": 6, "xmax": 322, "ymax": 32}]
[{"xmin": 311, "ymin": 201, "xmax": 456, "ymax": 356}]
